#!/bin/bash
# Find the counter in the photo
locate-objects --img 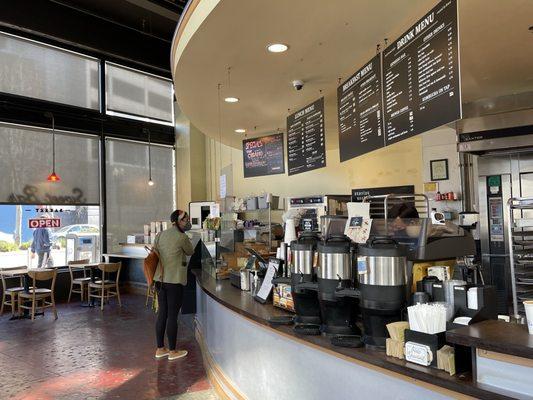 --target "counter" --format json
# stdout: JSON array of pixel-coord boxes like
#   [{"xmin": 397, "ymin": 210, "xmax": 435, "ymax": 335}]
[
  {"xmin": 447, "ymin": 320, "xmax": 533, "ymax": 399},
  {"xmin": 193, "ymin": 270, "xmax": 513, "ymax": 400}
]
